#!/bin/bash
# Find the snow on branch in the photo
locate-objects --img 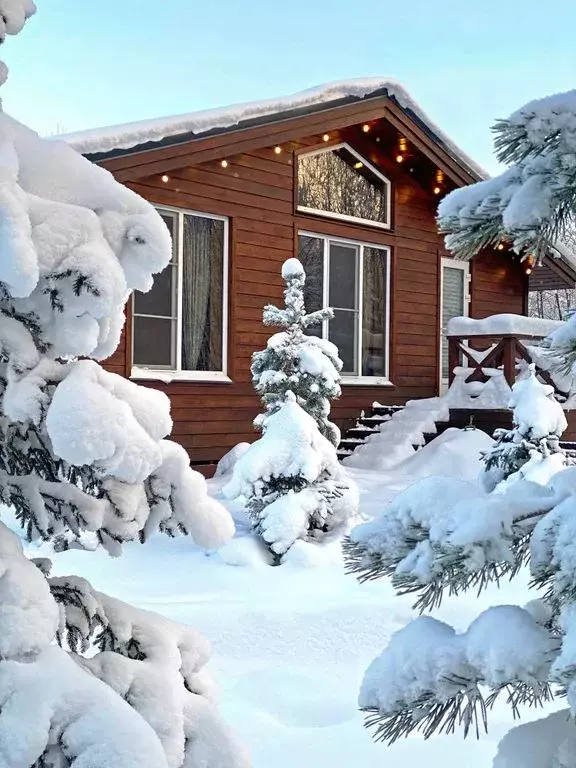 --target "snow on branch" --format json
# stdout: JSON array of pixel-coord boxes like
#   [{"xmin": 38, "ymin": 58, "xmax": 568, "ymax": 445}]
[
  {"xmin": 0, "ymin": 1, "xmax": 35, "ymax": 85},
  {"xmin": 225, "ymin": 391, "xmax": 358, "ymax": 560},
  {"xmin": 359, "ymin": 607, "xmax": 558, "ymax": 744},
  {"xmin": 0, "ymin": 523, "xmax": 170, "ymax": 766},
  {"xmin": 344, "ymin": 471, "xmax": 576, "ymax": 612},
  {"xmin": 493, "ymin": 710, "xmax": 576, "ymax": 768},
  {"xmin": 438, "ymin": 88, "xmax": 576, "ymax": 261},
  {"xmin": 481, "ymin": 365, "xmax": 567, "ymax": 492},
  {"xmin": 0, "ymin": 110, "xmax": 235, "ymax": 557},
  {"xmin": 0, "ymin": 5, "xmax": 245, "ymax": 765},
  {"xmin": 47, "ymin": 579, "xmax": 250, "ymax": 767}
]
